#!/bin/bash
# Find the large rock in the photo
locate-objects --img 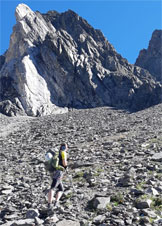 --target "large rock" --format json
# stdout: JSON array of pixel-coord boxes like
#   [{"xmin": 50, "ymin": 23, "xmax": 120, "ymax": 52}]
[
  {"xmin": 135, "ymin": 30, "xmax": 162, "ymax": 82},
  {"xmin": 117, "ymin": 173, "xmax": 133, "ymax": 187},
  {"xmin": 90, "ymin": 196, "xmax": 110, "ymax": 210},
  {"xmin": 0, "ymin": 99, "xmax": 26, "ymax": 116},
  {"xmin": 11, "ymin": 219, "xmax": 35, "ymax": 226},
  {"xmin": 0, "ymin": 4, "xmax": 162, "ymax": 116},
  {"xmin": 151, "ymin": 152, "xmax": 162, "ymax": 162},
  {"xmin": 26, "ymin": 209, "xmax": 39, "ymax": 219},
  {"xmin": 135, "ymin": 199, "xmax": 152, "ymax": 209},
  {"xmin": 56, "ymin": 220, "xmax": 80, "ymax": 226}
]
